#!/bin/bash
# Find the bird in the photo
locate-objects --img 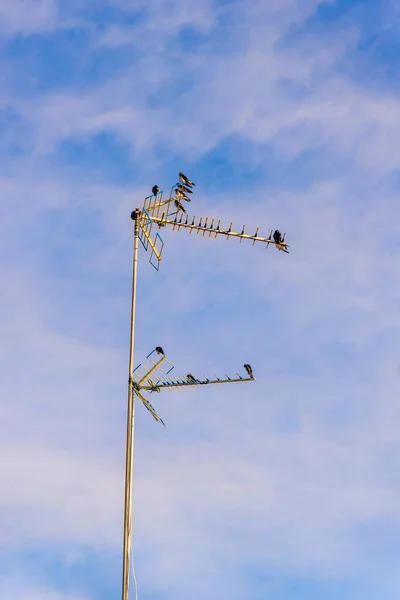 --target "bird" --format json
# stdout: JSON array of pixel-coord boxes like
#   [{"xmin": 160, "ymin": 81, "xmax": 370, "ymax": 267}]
[
  {"xmin": 152, "ymin": 185, "xmax": 160, "ymax": 196},
  {"xmin": 273, "ymin": 230, "xmax": 282, "ymax": 245},
  {"xmin": 174, "ymin": 199, "xmax": 187, "ymax": 213},
  {"xmin": 179, "ymin": 172, "xmax": 195, "ymax": 187},
  {"xmin": 187, "ymin": 374, "xmax": 196, "ymax": 382},
  {"xmin": 155, "ymin": 346, "xmax": 164, "ymax": 355},
  {"xmin": 176, "ymin": 184, "xmax": 193, "ymax": 194},
  {"xmin": 244, "ymin": 364, "xmax": 253, "ymax": 378},
  {"xmin": 175, "ymin": 191, "xmax": 191, "ymax": 202}
]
